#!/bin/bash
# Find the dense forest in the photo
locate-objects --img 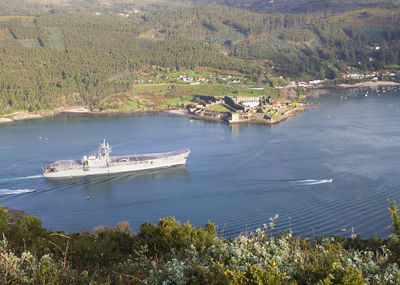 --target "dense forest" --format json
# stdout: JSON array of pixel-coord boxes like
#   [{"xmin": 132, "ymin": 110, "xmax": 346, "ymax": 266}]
[
  {"xmin": 192, "ymin": 0, "xmax": 400, "ymax": 14},
  {"xmin": 1, "ymin": 200, "xmax": 400, "ymax": 283},
  {"xmin": 0, "ymin": 0, "xmax": 399, "ymax": 114}
]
